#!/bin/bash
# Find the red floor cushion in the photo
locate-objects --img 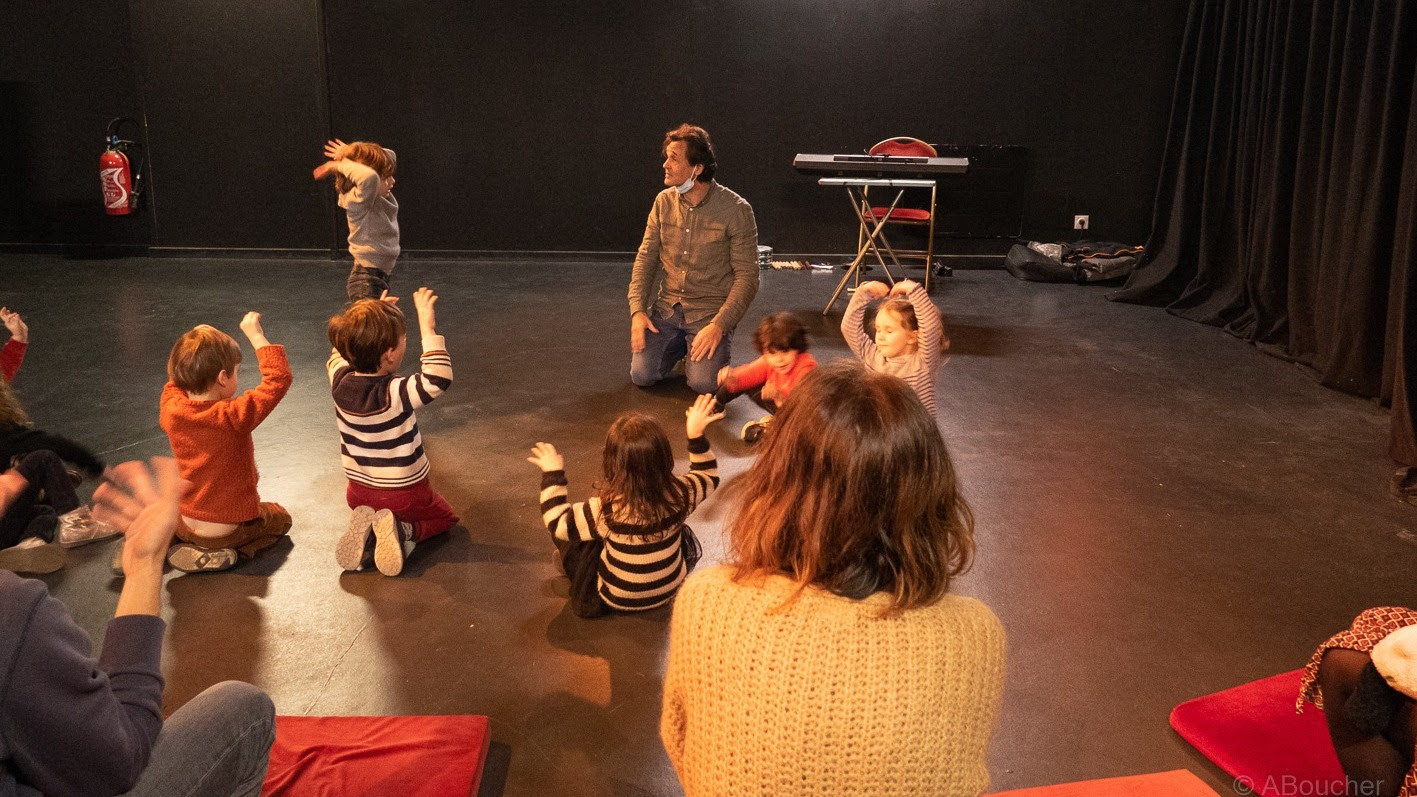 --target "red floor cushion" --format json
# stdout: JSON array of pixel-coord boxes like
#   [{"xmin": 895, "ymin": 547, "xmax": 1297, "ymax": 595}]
[
  {"xmin": 988, "ymin": 769, "xmax": 1219, "ymax": 796},
  {"xmin": 261, "ymin": 715, "xmax": 490, "ymax": 797},
  {"xmin": 1169, "ymin": 670, "xmax": 1345, "ymax": 797}
]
